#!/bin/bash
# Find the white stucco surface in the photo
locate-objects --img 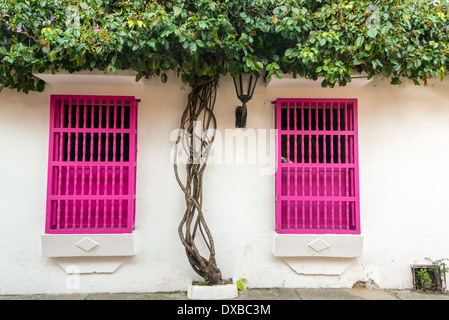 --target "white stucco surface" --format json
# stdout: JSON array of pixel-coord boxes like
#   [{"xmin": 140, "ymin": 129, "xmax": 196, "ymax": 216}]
[{"xmin": 1, "ymin": 73, "xmax": 449, "ymax": 294}]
